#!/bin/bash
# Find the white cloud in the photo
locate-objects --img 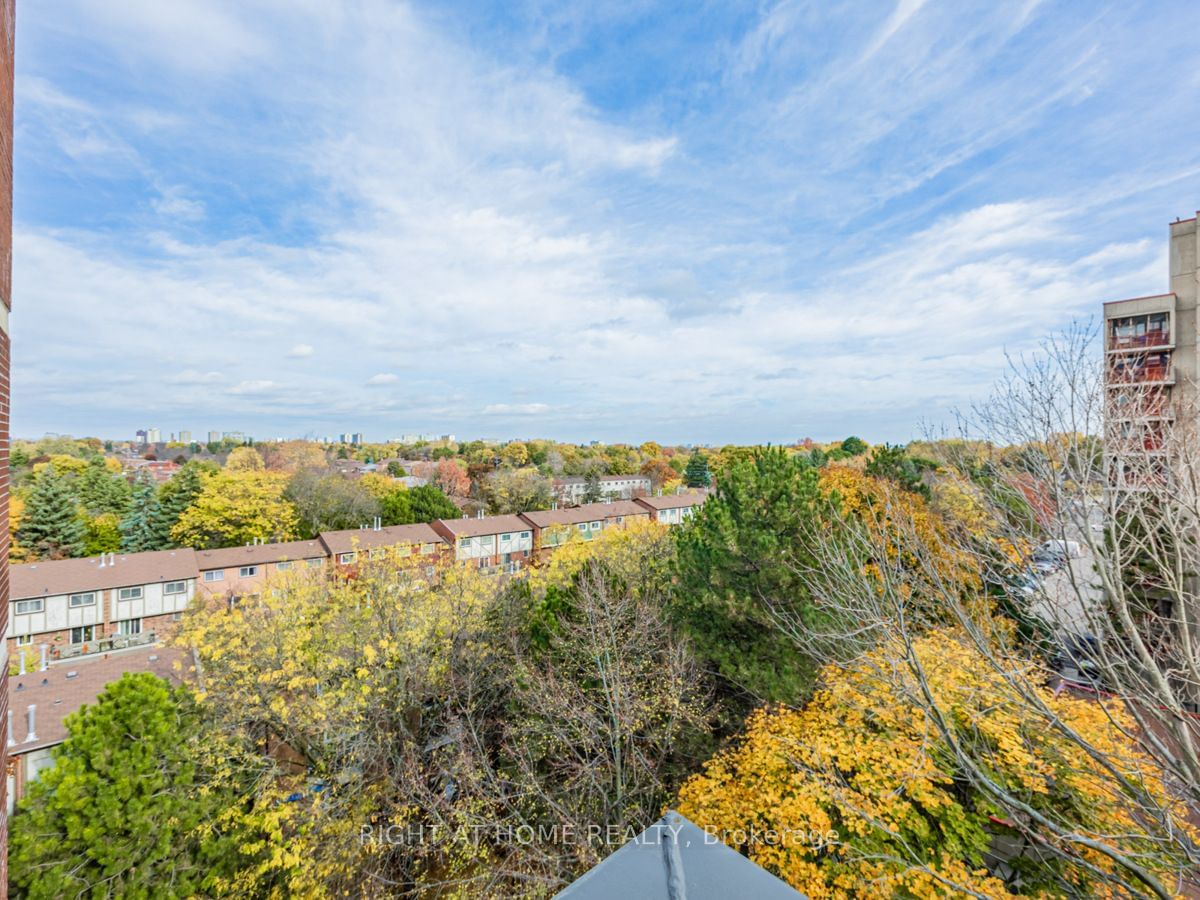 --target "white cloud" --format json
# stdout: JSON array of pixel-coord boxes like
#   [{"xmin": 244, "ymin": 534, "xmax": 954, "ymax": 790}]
[
  {"xmin": 483, "ymin": 403, "xmax": 550, "ymax": 416},
  {"xmin": 151, "ymin": 186, "xmax": 205, "ymax": 221},
  {"xmin": 228, "ymin": 380, "xmax": 278, "ymax": 395},
  {"xmin": 366, "ymin": 373, "xmax": 399, "ymax": 385},
  {"xmin": 287, "ymin": 343, "xmax": 314, "ymax": 359}
]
